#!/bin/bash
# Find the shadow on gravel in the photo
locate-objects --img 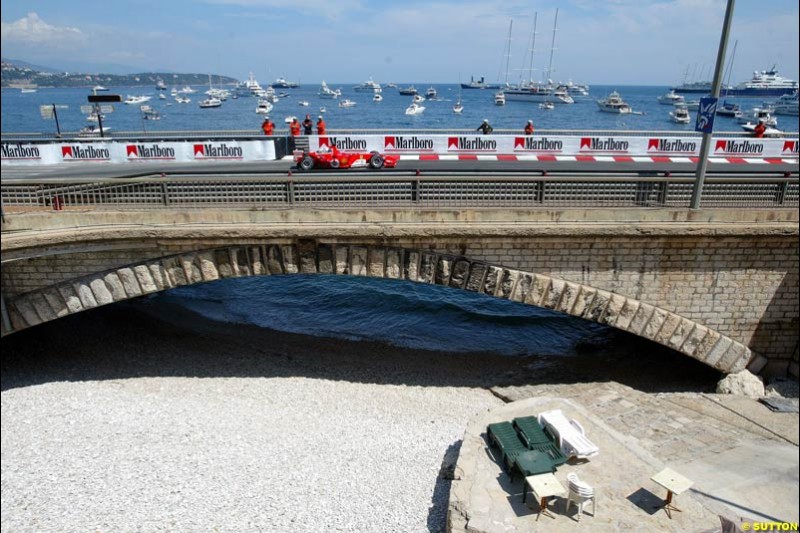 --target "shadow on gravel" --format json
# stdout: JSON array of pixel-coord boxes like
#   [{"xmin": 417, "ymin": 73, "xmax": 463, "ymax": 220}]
[
  {"xmin": 1, "ymin": 301, "xmax": 720, "ymax": 393},
  {"xmin": 426, "ymin": 440, "xmax": 462, "ymax": 532}
]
